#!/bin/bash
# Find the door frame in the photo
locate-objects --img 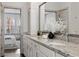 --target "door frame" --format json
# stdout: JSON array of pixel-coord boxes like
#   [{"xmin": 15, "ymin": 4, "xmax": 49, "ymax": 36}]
[
  {"xmin": 3, "ymin": 7, "xmax": 22, "ymax": 56},
  {"xmin": 1, "ymin": 3, "xmax": 5, "ymax": 57}
]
